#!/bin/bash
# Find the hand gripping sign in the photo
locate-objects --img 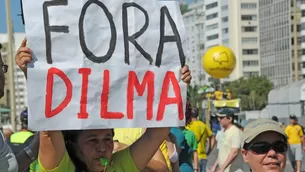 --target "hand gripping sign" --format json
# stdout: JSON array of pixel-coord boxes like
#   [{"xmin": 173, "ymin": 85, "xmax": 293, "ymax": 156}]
[{"xmin": 23, "ymin": 0, "xmax": 187, "ymax": 131}]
